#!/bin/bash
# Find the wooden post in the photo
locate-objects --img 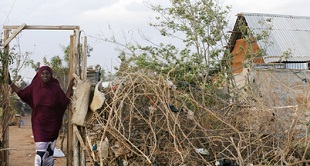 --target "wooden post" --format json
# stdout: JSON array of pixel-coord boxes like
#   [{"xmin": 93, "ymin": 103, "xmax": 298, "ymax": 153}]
[
  {"xmin": 68, "ymin": 28, "xmax": 83, "ymax": 166},
  {"xmin": 2, "ymin": 25, "xmax": 27, "ymax": 164},
  {"xmin": 1, "ymin": 29, "xmax": 11, "ymax": 166},
  {"xmin": 73, "ymin": 129, "xmax": 79, "ymax": 166},
  {"xmin": 74, "ymin": 29, "xmax": 81, "ymax": 166},
  {"xmin": 81, "ymin": 36, "xmax": 87, "ymax": 80},
  {"xmin": 80, "ymin": 36, "xmax": 88, "ymax": 166},
  {"xmin": 67, "ymin": 34, "xmax": 75, "ymax": 166}
]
